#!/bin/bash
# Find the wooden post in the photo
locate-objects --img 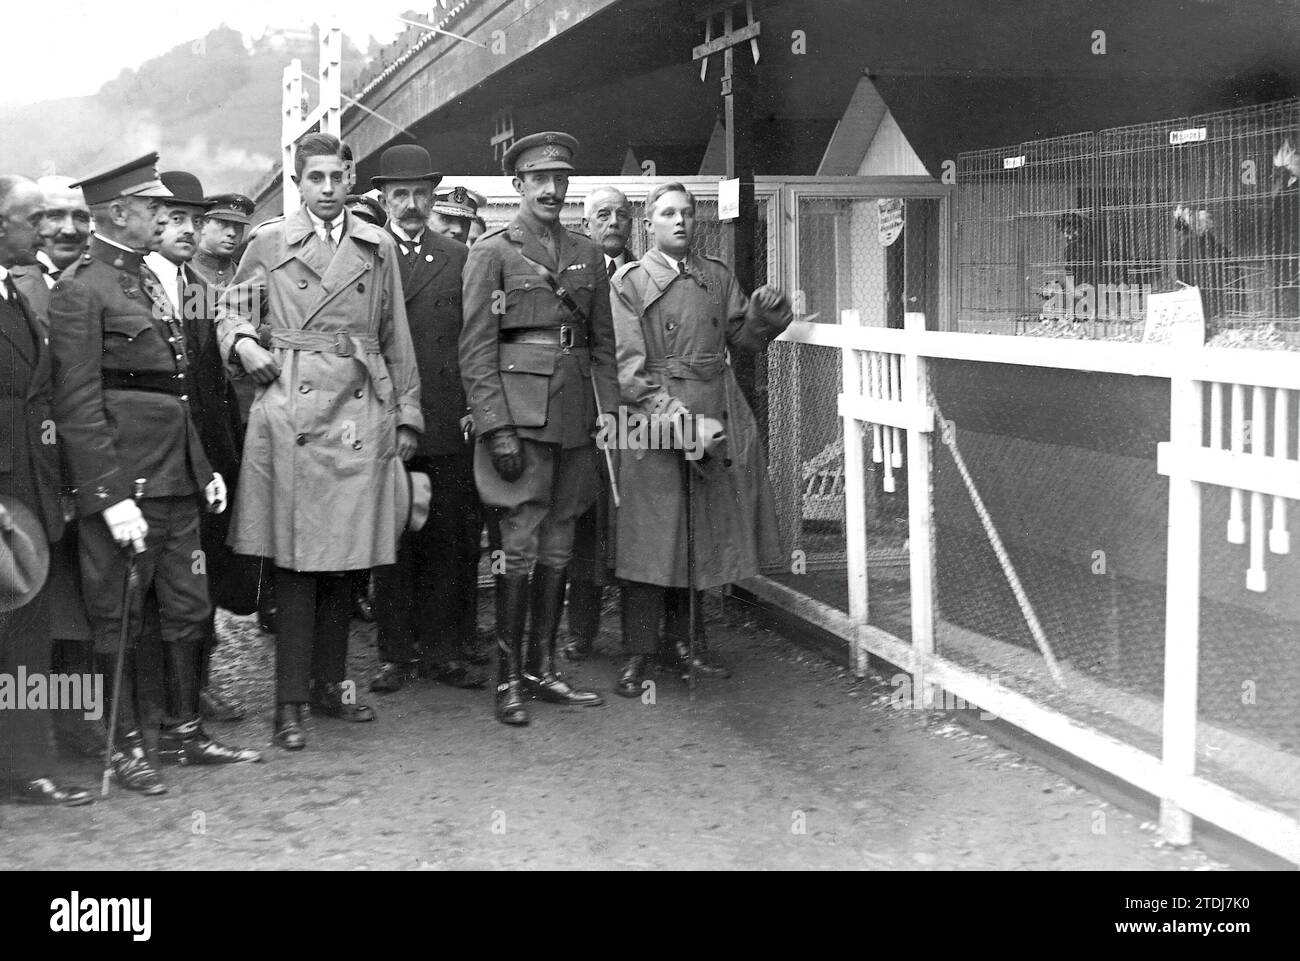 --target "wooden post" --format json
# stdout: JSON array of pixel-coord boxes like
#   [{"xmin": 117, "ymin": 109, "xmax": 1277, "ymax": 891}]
[
  {"xmin": 695, "ymin": 2, "xmax": 761, "ymax": 410},
  {"xmin": 904, "ymin": 312, "xmax": 936, "ymax": 706},
  {"xmin": 320, "ymin": 27, "xmax": 343, "ymax": 138},
  {"xmin": 1159, "ymin": 325, "xmax": 1204, "ymax": 846},
  {"xmin": 840, "ymin": 309, "xmax": 869, "ymax": 675},
  {"xmin": 282, "ymin": 58, "xmax": 303, "ymax": 216}
]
